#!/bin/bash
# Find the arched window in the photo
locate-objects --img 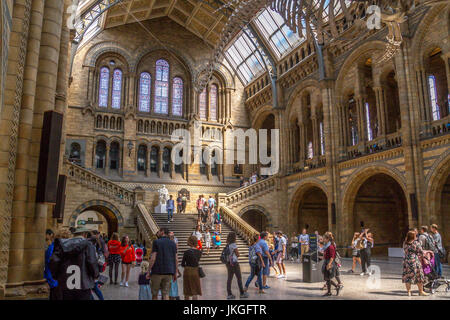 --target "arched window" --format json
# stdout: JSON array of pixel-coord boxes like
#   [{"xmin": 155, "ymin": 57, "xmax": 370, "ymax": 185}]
[
  {"xmin": 348, "ymin": 95, "xmax": 358, "ymax": 146},
  {"xmin": 109, "ymin": 142, "xmax": 120, "ymax": 170},
  {"xmin": 172, "ymin": 77, "xmax": 183, "ymax": 116},
  {"xmin": 98, "ymin": 67, "xmax": 109, "ymax": 107},
  {"xmin": 111, "ymin": 69, "xmax": 122, "ymax": 109},
  {"xmin": 211, "ymin": 150, "xmax": 218, "ymax": 176},
  {"xmin": 319, "ymin": 121, "xmax": 325, "ymax": 156},
  {"xmin": 162, "ymin": 147, "xmax": 171, "ymax": 173},
  {"xmin": 307, "ymin": 141, "xmax": 313, "ymax": 159},
  {"xmin": 137, "ymin": 145, "xmax": 147, "ymax": 171},
  {"xmin": 150, "ymin": 146, "xmax": 159, "ymax": 172},
  {"xmin": 96, "ymin": 115, "xmax": 102, "ymax": 128},
  {"xmin": 110, "ymin": 117, "xmax": 115, "ymax": 129},
  {"xmin": 69, "ymin": 143, "xmax": 81, "ymax": 164},
  {"xmin": 428, "ymin": 75, "xmax": 440, "ymax": 121},
  {"xmin": 199, "ymin": 88, "xmax": 207, "ymax": 120},
  {"xmin": 95, "ymin": 140, "xmax": 106, "ymax": 169},
  {"xmin": 139, "ymin": 72, "xmax": 151, "ymax": 112},
  {"xmin": 175, "ymin": 149, "xmax": 183, "ymax": 174},
  {"xmin": 200, "ymin": 149, "xmax": 207, "ymax": 175},
  {"xmin": 209, "ymin": 84, "xmax": 218, "ymax": 121},
  {"xmin": 155, "ymin": 59, "xmax": 169, "ymax": 114},
  {"xmin": 365, "ymin": 102, "xmax": 373, "ymax": 141},
  {"xmin": 117, "ymin": 118, "xmax": 122, "ymax": 130}
]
